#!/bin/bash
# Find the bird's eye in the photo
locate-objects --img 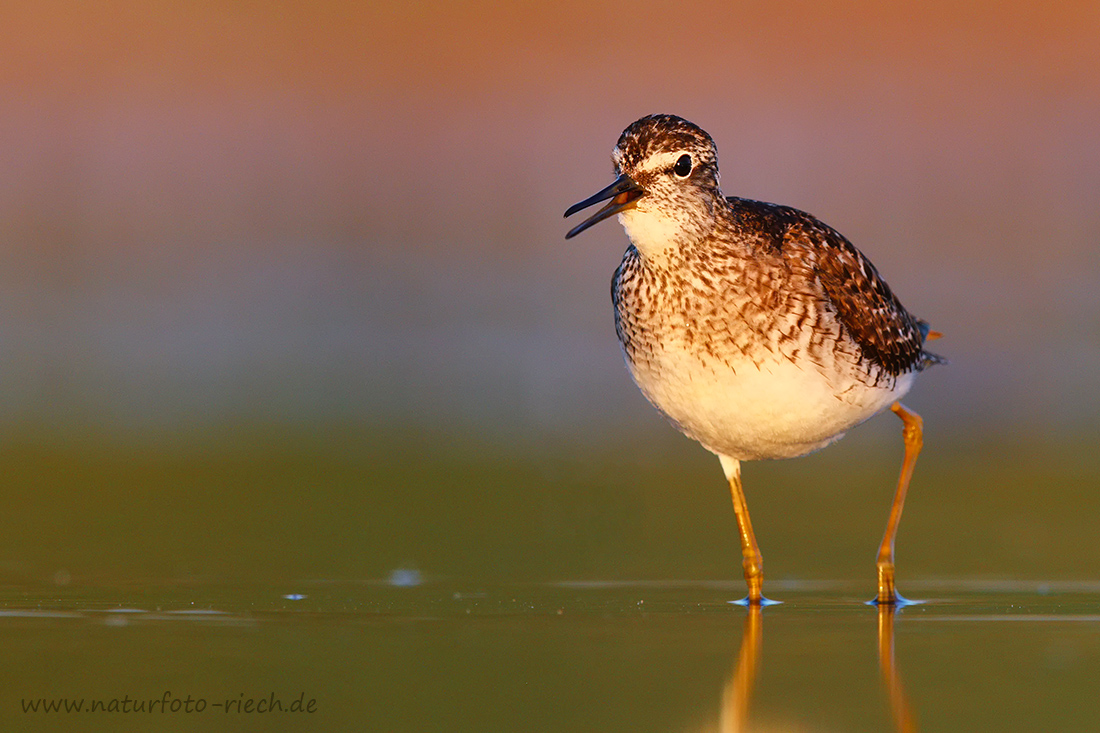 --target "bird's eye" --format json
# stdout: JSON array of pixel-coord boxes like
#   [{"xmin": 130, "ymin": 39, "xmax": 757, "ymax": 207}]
[{"xmin": 673, "ymin": 154, "xmax": 692, "ymax": 177}]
